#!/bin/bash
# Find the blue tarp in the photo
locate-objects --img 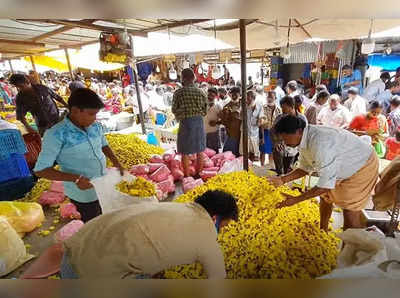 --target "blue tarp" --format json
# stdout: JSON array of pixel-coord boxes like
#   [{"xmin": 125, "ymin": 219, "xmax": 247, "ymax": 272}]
[{"xmin": 368, "ymin": 54, "xmax": 400, "ymax": 71}]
